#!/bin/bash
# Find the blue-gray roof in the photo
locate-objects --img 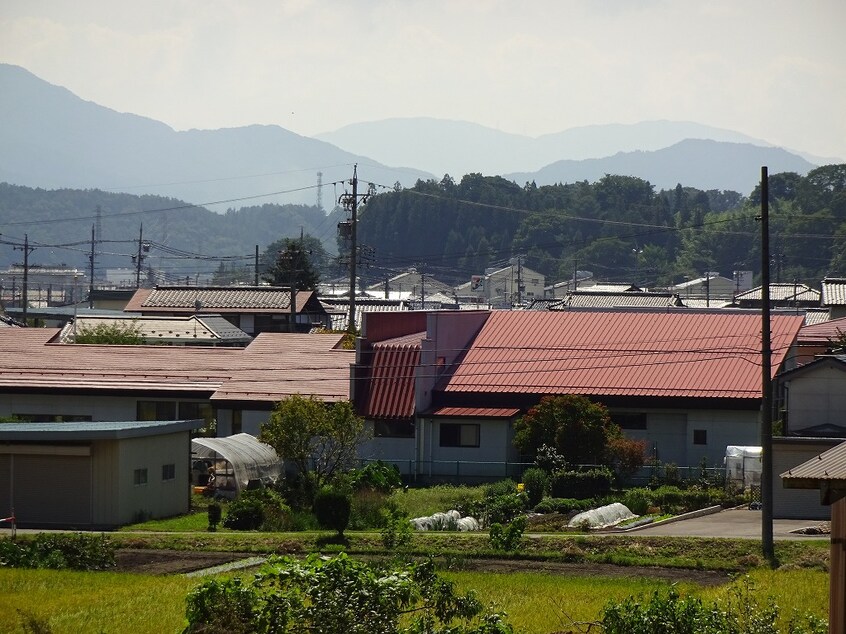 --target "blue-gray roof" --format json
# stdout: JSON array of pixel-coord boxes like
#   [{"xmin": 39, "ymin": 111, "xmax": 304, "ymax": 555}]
[{"xmin": 0, "ymin": 419, "xmax": 203, "ymax": 441}]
